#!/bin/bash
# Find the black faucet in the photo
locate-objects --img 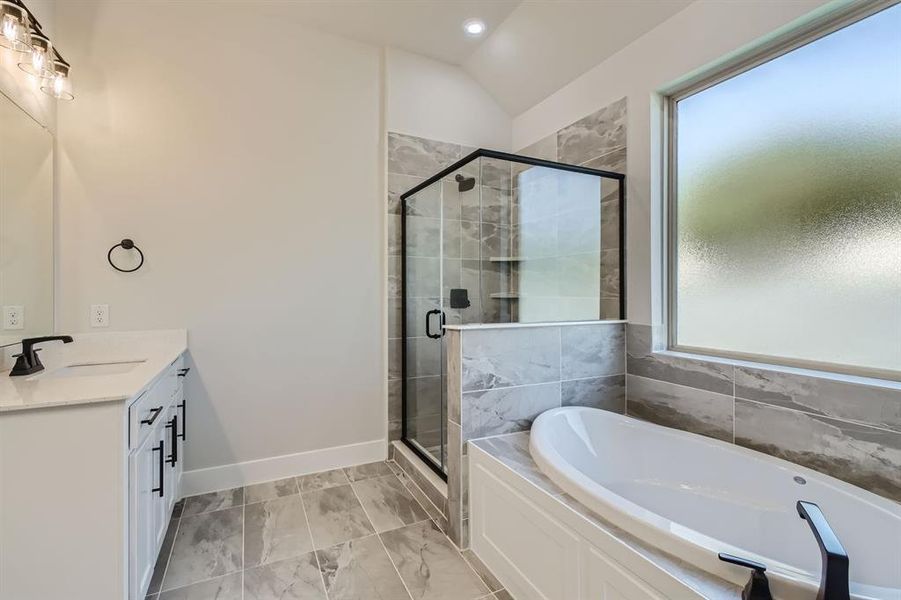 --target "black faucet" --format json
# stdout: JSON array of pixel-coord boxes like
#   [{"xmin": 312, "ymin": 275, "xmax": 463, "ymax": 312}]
[
  {"xmin": 10, "ymin": 335, "xmax": 74, "ymax": 376},
  {"xmin": 718, "ymin": 553, "xmax": 772, "ymax": 600},
  {"xmin": 797, "ymin": 501, "xmax": 850, "ymax": 600}
]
